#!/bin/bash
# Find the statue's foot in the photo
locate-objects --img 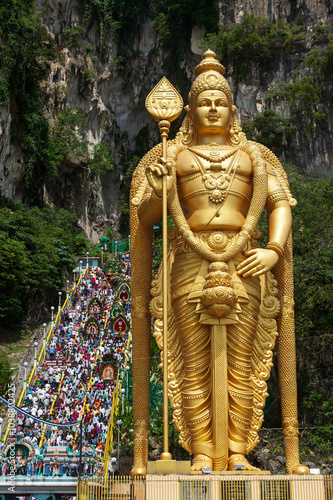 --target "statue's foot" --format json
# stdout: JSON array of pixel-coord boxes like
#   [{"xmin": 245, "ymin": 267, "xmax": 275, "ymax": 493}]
[
  {"xmin": 228, "ymin": 454, "xmax": 260, "ymax": 471},
  {"xmin": 191, "ymin": 454, "xmax": 213, "ymax": 471}
]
